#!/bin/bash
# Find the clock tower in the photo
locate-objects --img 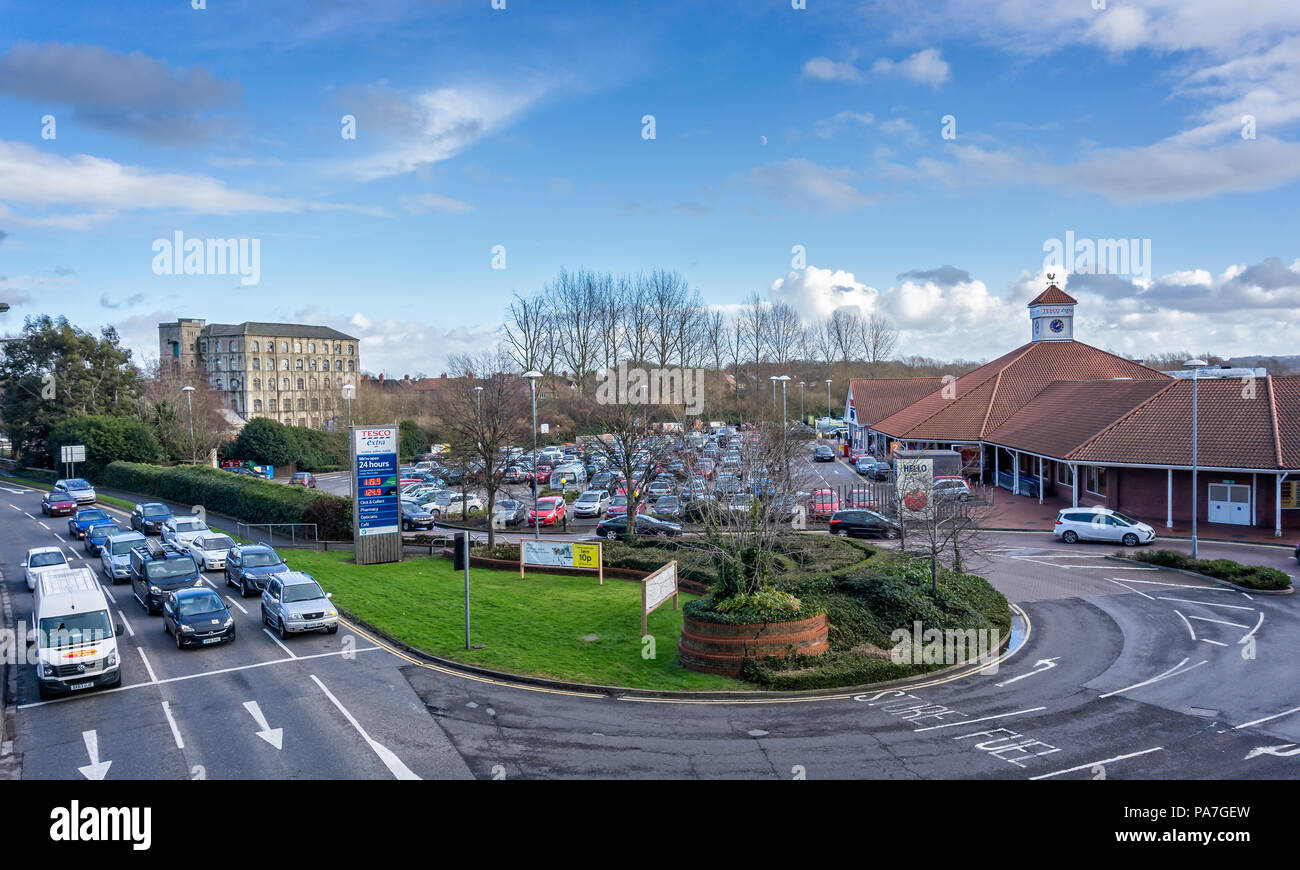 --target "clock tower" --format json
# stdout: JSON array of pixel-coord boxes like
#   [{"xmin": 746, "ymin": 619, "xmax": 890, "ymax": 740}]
[{"xmin": 1028, "ymin": 277, "xmax": 1077, "ymax": 342}]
